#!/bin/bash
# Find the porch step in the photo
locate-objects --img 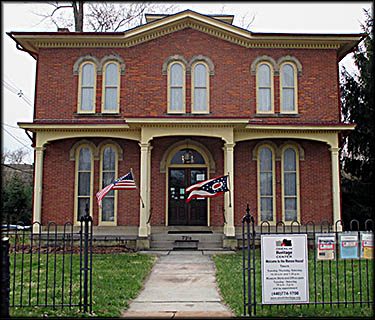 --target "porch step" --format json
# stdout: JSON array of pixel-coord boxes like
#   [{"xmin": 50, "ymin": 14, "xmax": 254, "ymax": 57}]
[{"xmin": 174, "ymin": 239, "xmax": 199, "ymax": 250}]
